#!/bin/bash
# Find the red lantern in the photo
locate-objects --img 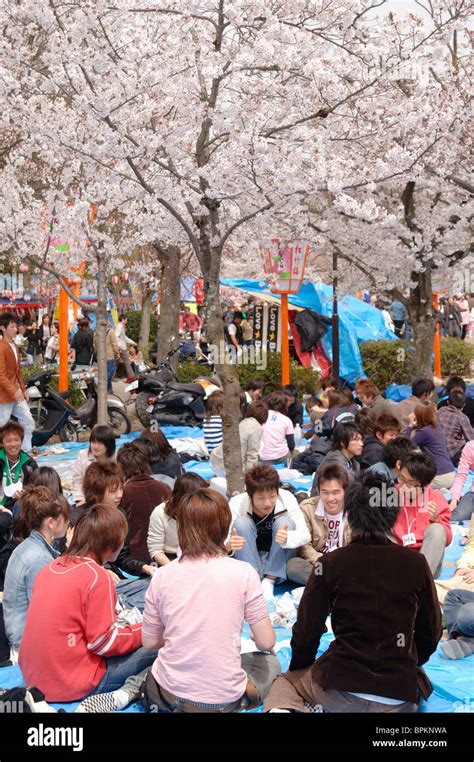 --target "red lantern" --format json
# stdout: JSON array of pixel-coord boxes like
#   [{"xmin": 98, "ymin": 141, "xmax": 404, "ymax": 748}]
[
  {"xmin": 19, "ymin": 262, "xmax": 29, "ymax": 273},
  {"xmin": 112, "ymin": 275, "xmax": 119, "ymax": 285},
  {"xmin": 122, "ymin": 272, "xmax": 130, "ymax": 282}
]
